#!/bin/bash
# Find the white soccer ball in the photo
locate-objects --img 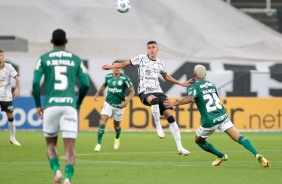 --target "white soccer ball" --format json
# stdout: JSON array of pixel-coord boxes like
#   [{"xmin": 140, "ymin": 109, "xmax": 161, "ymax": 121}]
[{"xmin": 116, "ymin": 0, "xmax": 131, "ymax": 13}]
